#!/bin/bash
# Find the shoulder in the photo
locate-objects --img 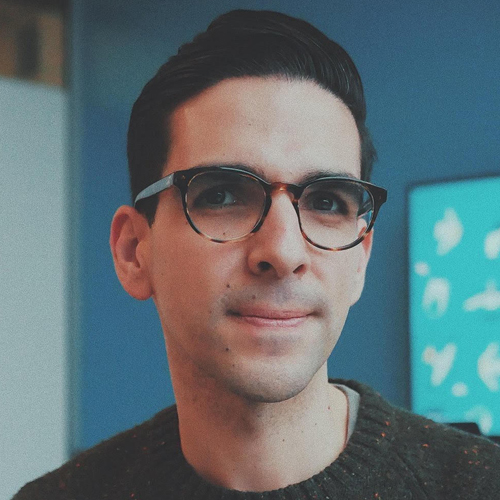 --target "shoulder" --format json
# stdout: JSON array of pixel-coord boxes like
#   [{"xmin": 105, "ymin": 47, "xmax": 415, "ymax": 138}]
[
  {"xmin": 392, "ymin": 404, "xmax": 500, "ymax": 496},
  {"xmin": 395, "ymin": 404, "xmax": 499, "ymax": 466},
  {"xmin": 12, "ymin": 405, "xmax": 182, "ymax": 500},
  {"xmin": 339, "ymin": 379, "xmax": 500, "ymax": 497}
]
